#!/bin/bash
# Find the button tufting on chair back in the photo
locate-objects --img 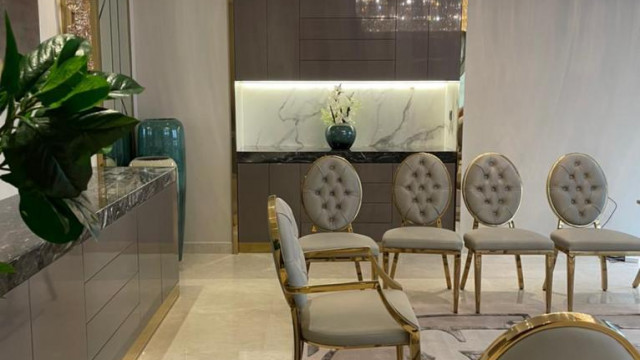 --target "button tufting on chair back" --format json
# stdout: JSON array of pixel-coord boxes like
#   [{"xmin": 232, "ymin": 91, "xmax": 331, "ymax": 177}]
[
  {"xmin": 393, "ymin": 153, "xmax": 451, "ymax": 225},
  {"xmin": 547, "ymin": 153, "xmax": 607, "ymax": 226},
  {"xmin": 274, "ymin": 197, "xmax": 308, "ymax": 307},
  {"xmin": 302, "ymin": 156, "xmax": 362, "ymax": 231},
  {"xmin": 463, "ymin": 153, "xmax": 522, "ymax": 226}
]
